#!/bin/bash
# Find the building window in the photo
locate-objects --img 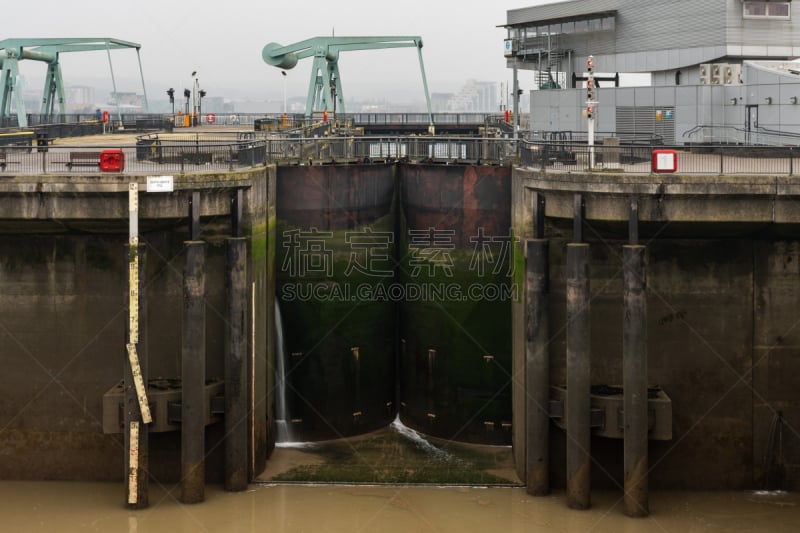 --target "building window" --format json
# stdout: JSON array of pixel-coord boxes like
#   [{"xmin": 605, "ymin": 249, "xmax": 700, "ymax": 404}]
[{"xmin": 743, "ymin": 2, "xmax": 791, "ymax": 20}]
